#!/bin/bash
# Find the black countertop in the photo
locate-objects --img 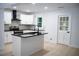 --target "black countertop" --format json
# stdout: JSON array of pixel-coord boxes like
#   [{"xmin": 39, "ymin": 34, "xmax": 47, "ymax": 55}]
[
  {"xmin": 4, "ymin": 30, "xmax": 13, "ymax": 32},
  {"xmin": 12, "ymin": 33, "xmax": 48, "ymax": 38},
  {"xmin": 4, "ymin": 29, "xmax": 45, "ymax": 32}
]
